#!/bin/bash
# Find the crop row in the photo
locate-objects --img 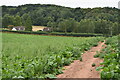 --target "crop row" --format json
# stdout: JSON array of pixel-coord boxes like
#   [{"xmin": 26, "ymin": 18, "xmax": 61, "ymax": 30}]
[{"xmin": 95, "ymin": 35, "xmax": 120, "ymax": 79}]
